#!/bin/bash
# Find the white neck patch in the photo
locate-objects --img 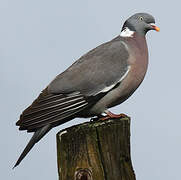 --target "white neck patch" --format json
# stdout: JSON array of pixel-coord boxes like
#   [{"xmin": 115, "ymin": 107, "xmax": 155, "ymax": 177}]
[{"xmin": 120, "ymin": 27, "xmax": 134, "ymax": 37}]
